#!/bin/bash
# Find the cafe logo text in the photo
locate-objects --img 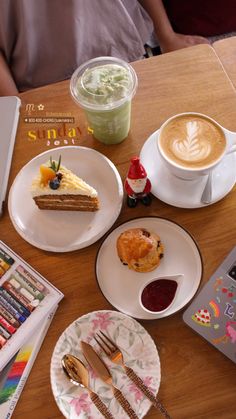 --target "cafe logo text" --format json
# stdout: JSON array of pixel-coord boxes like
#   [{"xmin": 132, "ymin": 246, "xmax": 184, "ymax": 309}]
[{"xmin": 24, "ymin": 102, "xmax": 83, "ymax": 146}]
